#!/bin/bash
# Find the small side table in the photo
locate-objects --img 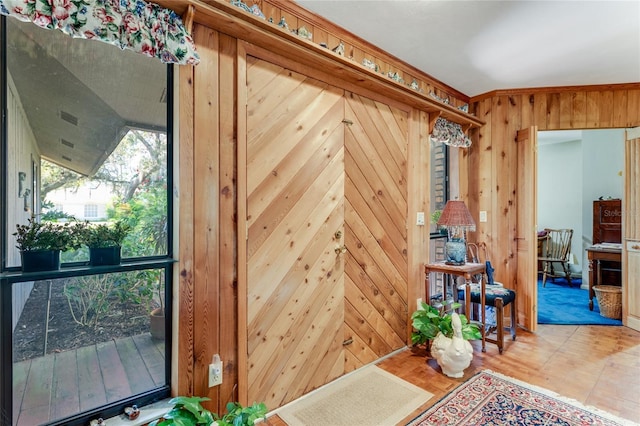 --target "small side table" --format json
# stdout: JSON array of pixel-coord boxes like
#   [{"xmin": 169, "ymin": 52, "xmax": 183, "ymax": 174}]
[{"xmin": 424, "ymin": 261, "xmax": 486, "ymax": 351}]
